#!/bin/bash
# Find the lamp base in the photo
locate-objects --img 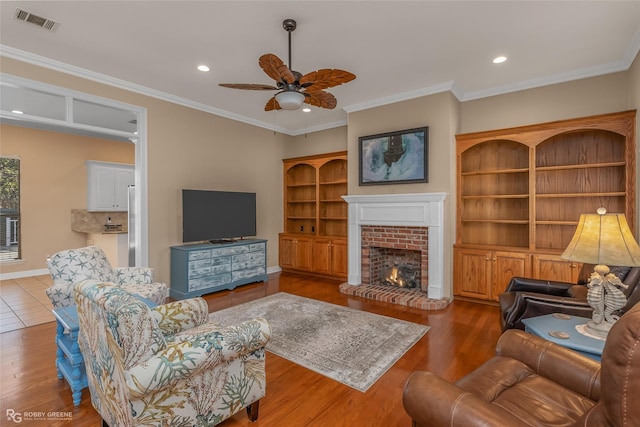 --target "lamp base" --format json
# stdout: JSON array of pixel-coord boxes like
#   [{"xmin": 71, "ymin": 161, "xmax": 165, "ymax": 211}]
[{"xmin": 585, "ymin": 319, "xmax": 614, "ymax": 339}]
